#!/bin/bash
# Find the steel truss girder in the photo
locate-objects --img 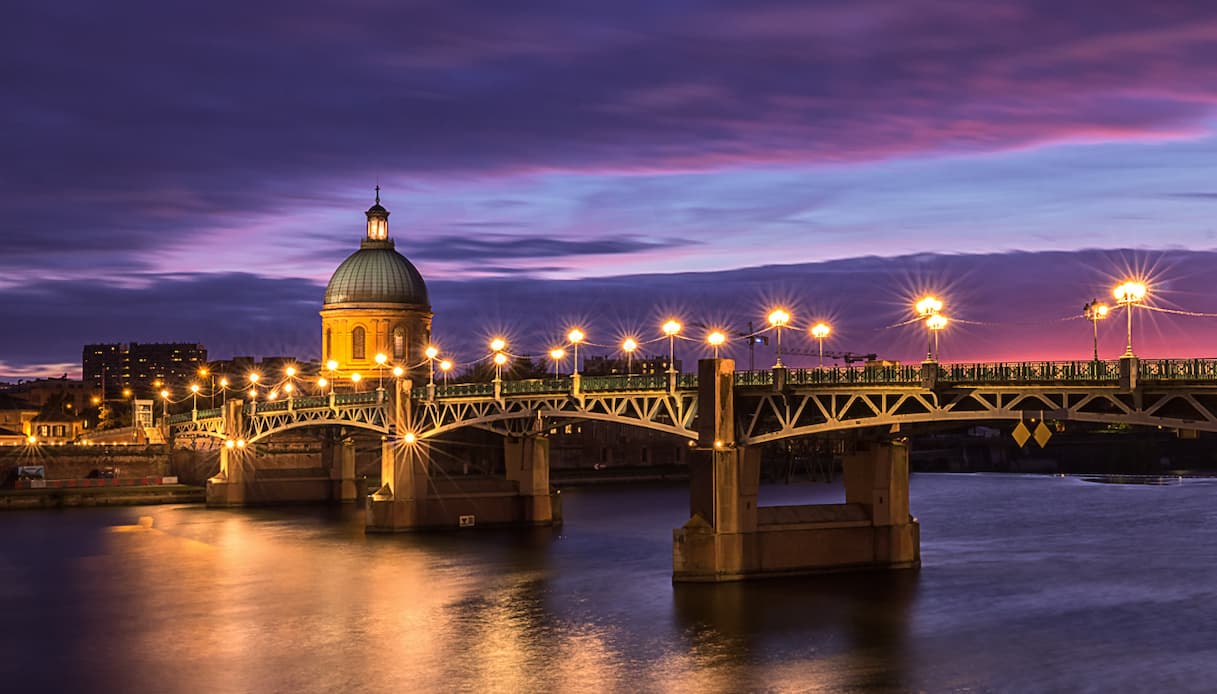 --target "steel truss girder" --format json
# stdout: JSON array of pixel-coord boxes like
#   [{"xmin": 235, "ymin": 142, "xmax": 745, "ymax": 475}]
[
  {"xmin": 411, "ymin": 391, "xmax": 699, "ymax": 441},
  {"xmin": 737, "ymin": 385, "xmax": 1217, "ymax": 444}
]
